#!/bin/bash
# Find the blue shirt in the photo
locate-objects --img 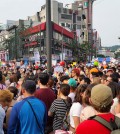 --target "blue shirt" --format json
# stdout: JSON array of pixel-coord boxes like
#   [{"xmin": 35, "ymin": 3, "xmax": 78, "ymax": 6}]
[{"xmin": 7, "ymin": 96, "xmax": 47, "ymax": 134}]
